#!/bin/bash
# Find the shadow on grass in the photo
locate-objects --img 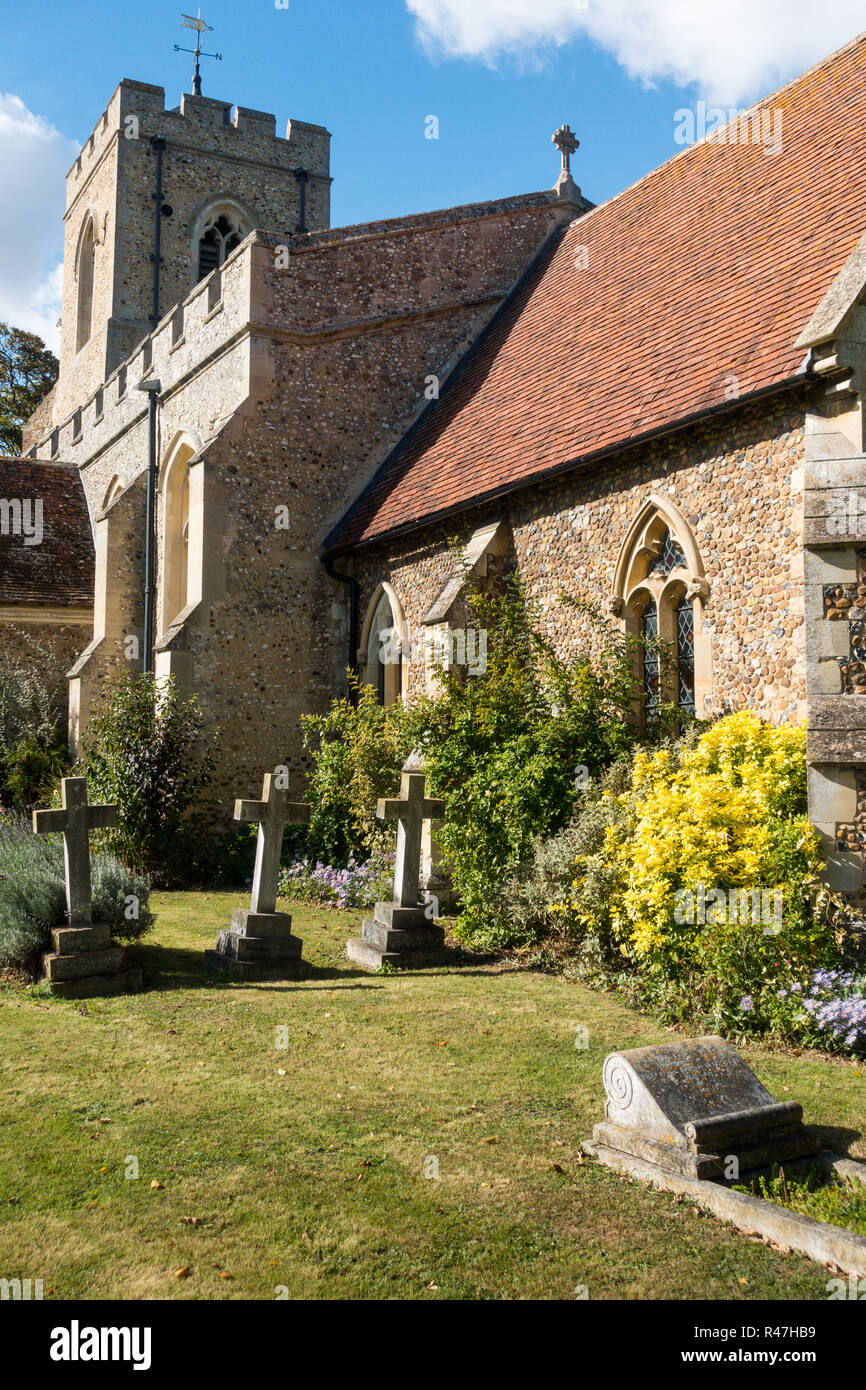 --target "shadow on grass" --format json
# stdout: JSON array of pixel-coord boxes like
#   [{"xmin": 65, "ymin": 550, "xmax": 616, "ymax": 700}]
[
  {"xmin": 806, "ymin": 1124, "xmax": 863, "ymax": 1158},
  {"xmin": 127, "ymin": 943, "xmax": 383, "ymax": 993},
  {"xmin": 123, "ymin": 941, "xmax": 507, "ymax": 995}
]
